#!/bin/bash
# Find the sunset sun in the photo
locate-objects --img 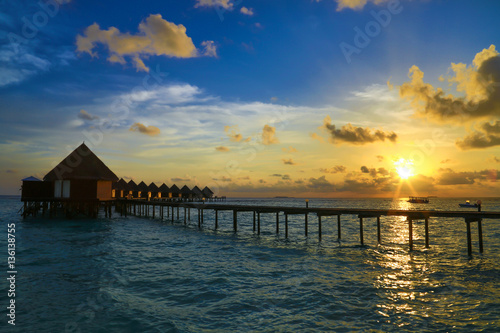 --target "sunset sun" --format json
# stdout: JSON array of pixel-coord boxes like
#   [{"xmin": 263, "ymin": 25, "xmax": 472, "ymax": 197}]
[{"xmin": 395, "ymin": 158, "xmax": 414, "ymax": 180}]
